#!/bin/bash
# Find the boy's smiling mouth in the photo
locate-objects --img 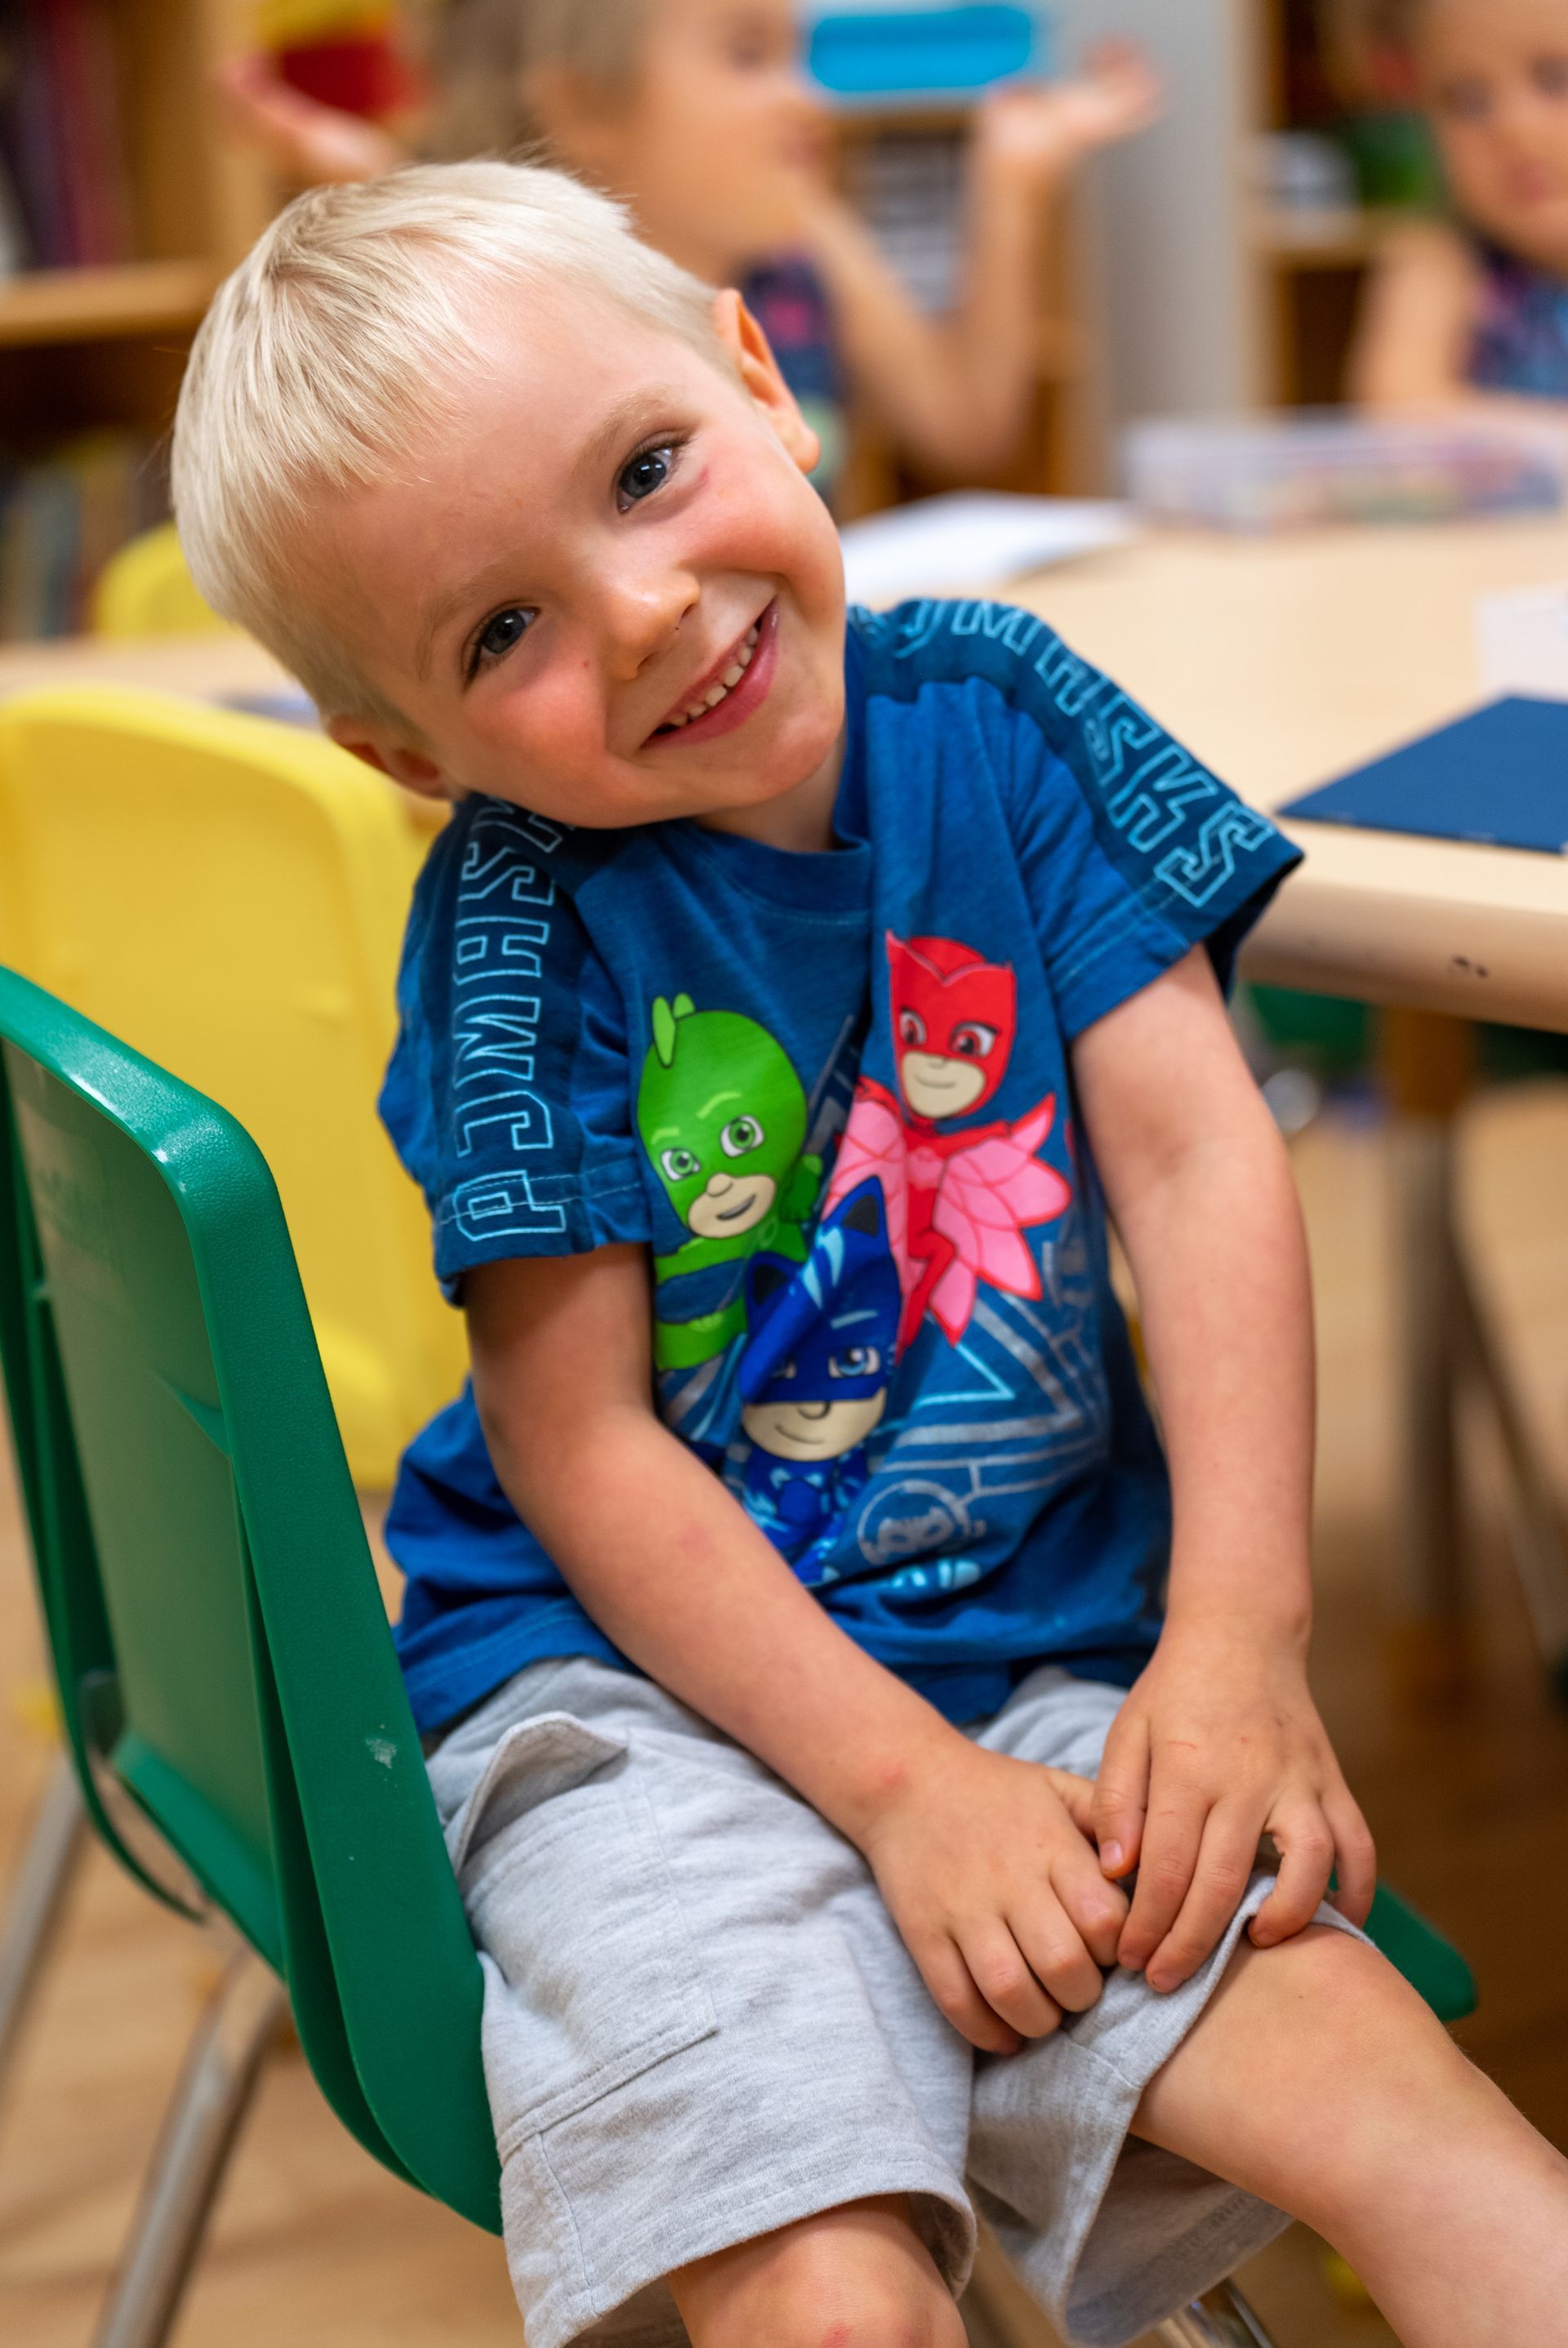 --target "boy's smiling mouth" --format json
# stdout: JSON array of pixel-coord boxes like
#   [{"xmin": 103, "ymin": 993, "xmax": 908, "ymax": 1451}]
[{"xmin": 648, "ymin": 600, "xmax": 779, "ymax": 746}]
